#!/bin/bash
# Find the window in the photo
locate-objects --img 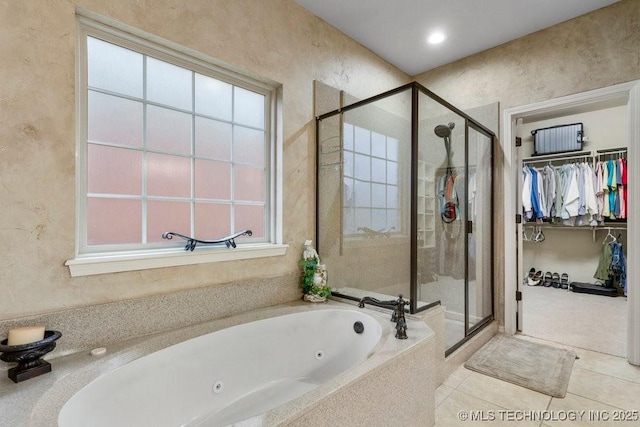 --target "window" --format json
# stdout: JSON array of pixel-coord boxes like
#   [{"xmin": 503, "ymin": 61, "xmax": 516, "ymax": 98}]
[
  {"xmin": 67, "ymin": 16, "xmax": 284, "ymax": 276},
  {"xmin": 342, "ymin": 123, "xmax": 400, "ymax": 236}
]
